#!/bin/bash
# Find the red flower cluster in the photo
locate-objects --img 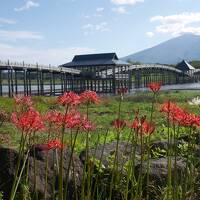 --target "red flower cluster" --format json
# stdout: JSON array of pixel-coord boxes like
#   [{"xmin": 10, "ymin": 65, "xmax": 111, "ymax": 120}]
[
  {"xmin": 11, "ymin": 107, "xmax": 45, "ymax": 133},
  {"xmin": 81, "ymin": 116, "xmax": 95, "ymax": 131},
  {"xmin": 44, "ymin": 110, "xmax": 63, "ymax": 127},
  {"xmin": 14, "ymin": 95, "xmax": 33, "ymax": 107},
  {"xmin": 131, "ymin": 115, "xmax": 155, "ymax": 136},
  {"xmin": 112, "ymin": 119, "xmax": 126, "ymax": 130},
  {"xmin": 58, "ymin": 90, "xmax": 100, "ymax": 106},
  {"xmin": 147, "ymin": 82, "xmax": 162, "ymax": 94},
  {"xmin": 44, "ymin": 109, "xmax": 95, "ymax": 131},
  {"xmin": 47, "ymin": 139, "xmax": 63, "ymax": 150},
  {"xmin": 80, "ymin": 90, "xmax": 100, "ymax": 104},
  {"xmin": 117, "ymin": 87, "xmax": 128, "ymax": 95},
  {"xmin": 161, "ymin": 101, "xmax": 200, "ymax": 127},
  {"xmin": 57, "ymin": 91, "xmax": 81, "ymax": 106},
  {"xmin": 64, "ymin": 110, "xmax": 82, "ymax": 129}
]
